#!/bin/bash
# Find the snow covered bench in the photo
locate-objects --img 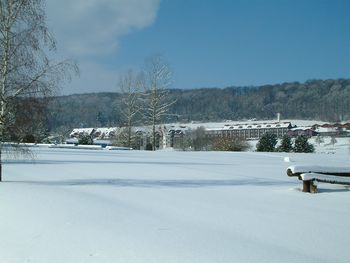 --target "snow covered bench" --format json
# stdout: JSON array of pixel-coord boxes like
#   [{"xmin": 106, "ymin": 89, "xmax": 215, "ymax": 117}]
[{"xmin": 287, "ymin": 165, "xmax": 350, "ymax": 193}]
